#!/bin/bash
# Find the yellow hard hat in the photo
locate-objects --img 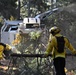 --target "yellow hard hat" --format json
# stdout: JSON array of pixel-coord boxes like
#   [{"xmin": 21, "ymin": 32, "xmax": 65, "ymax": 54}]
[{"xmin": 49, "ymin": 26, "xmax": 61, "ymax": 35}]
